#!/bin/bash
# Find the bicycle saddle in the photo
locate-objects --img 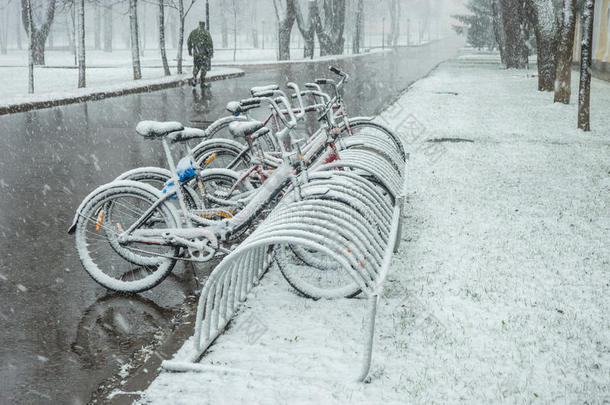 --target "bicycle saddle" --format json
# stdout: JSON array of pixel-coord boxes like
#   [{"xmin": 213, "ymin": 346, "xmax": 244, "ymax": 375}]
[
  {"xmin": 250, "ymin": 84, "xmax": 279, "ymax": 96},
  {"xmin": 226, "ymin": 101, "xmax": 259, "ymax": 115},
  {"xmin": 228, "ymin": 120, "xmax": 265, "ymax": 138},
  {"xmin": 136, "ymin": 121, "xmax": 185, "ymax": 138}
]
